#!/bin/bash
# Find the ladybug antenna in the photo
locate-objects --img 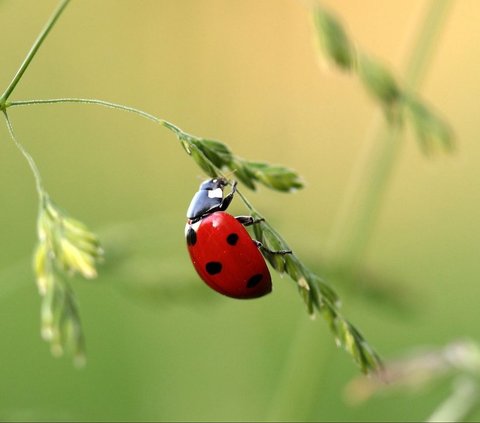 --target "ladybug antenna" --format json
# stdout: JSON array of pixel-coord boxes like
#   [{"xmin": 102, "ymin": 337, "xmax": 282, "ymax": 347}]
[{"xmin": 222, "ymin": 169, "xmax": 237, "ymax": 184}]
